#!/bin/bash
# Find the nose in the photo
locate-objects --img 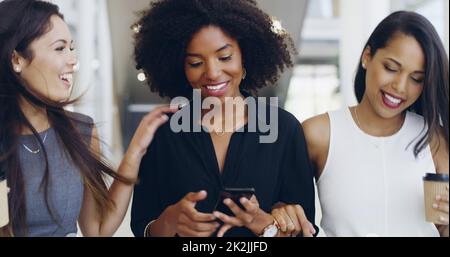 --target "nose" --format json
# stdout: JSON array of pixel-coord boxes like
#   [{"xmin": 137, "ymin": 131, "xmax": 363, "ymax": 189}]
[
  {"xmin": 67, "ymin": 51, "xmax": 78, "ymax": 67},
  {"xmin": 391, "ymin": 74, "xmax": 408, "ymax": 95},
  {"xmin": 204, "ymin": 61, "xmax": 221, "ymax": 81}
]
